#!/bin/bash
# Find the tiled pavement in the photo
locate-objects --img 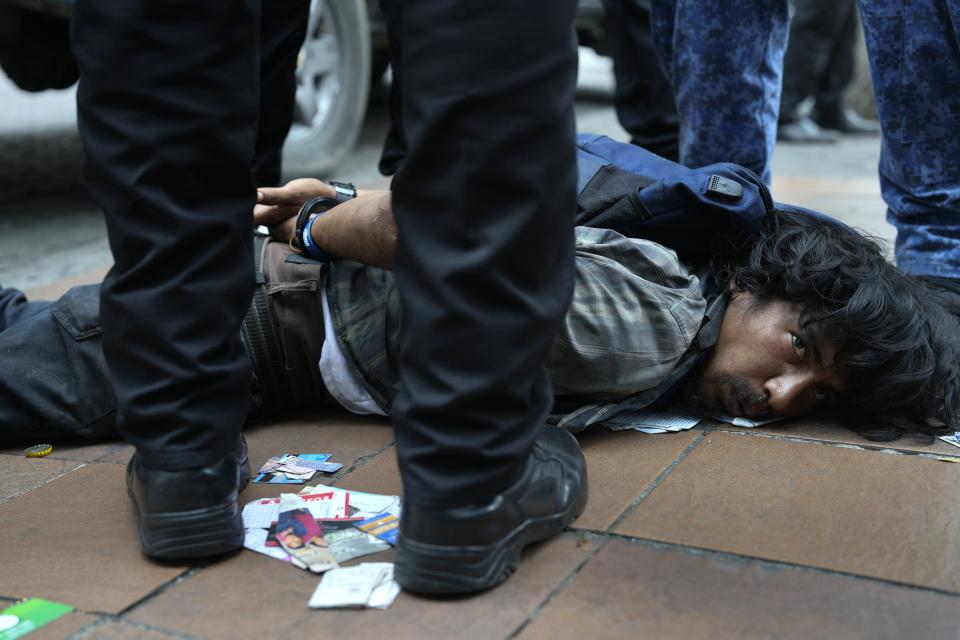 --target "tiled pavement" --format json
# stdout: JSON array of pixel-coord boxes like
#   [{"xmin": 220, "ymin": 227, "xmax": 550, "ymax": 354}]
[
  {"xmin": 5, "ymin": 126, "xmax": 959, "ymax": 637},
  {"xmin": 3, "ymin": 415, "xmax": 960, "ymax": 639}
]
